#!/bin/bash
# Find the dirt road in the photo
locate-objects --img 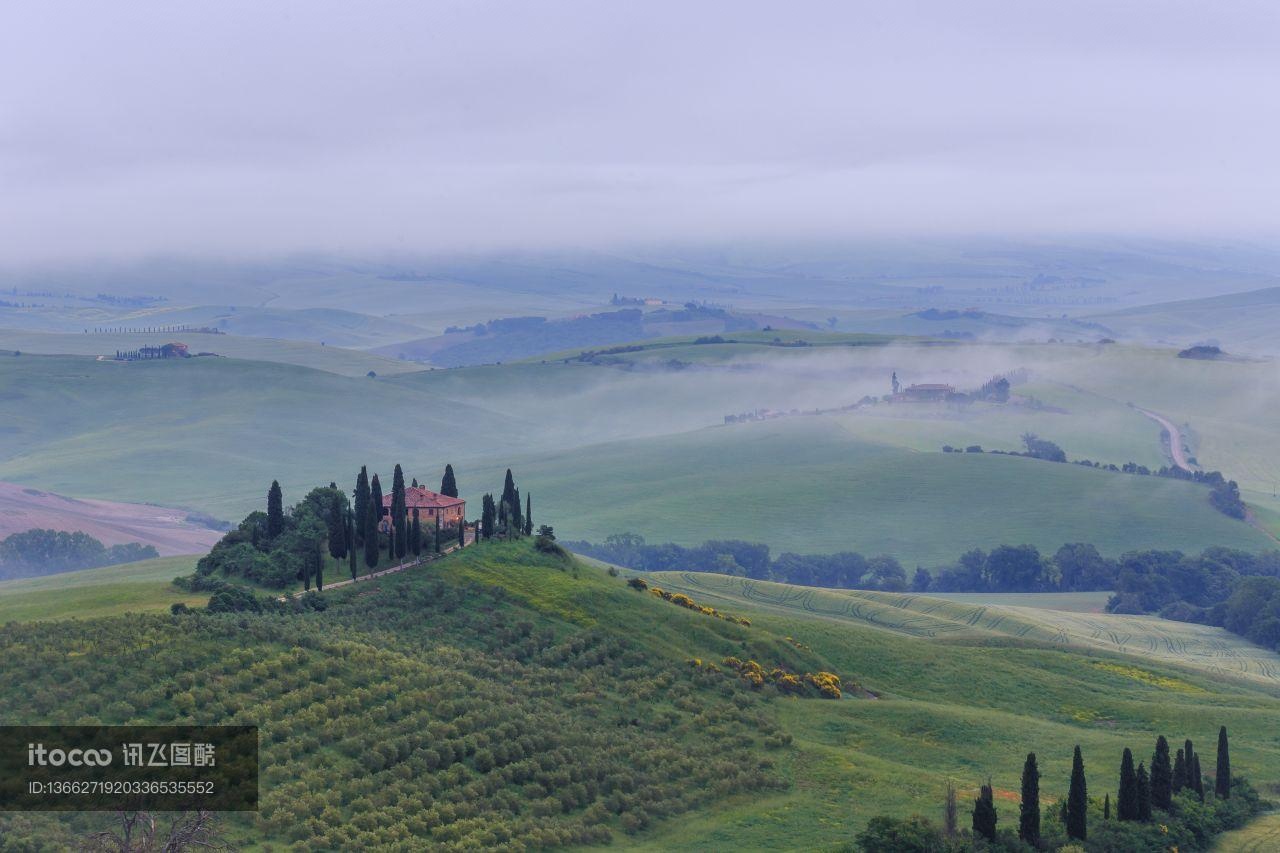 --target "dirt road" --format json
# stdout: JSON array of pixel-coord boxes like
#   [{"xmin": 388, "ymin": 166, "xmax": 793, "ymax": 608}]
[
  {"xmin": 1135, "ymin": 408, "xmax": 1195, "ymax": 472},
  {"xmin": 286, "ymin": 533, "xmax": 472, "ymax": 599}
]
